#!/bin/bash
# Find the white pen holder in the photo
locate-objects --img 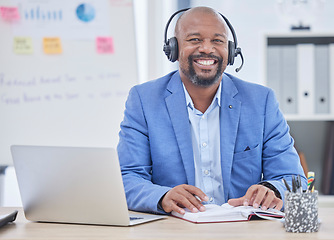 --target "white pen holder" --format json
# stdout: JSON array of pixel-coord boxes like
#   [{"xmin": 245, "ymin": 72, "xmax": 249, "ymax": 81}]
[{"xmin": 284, "ymin": 190, "xmax": 319, "ymax": 233}]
